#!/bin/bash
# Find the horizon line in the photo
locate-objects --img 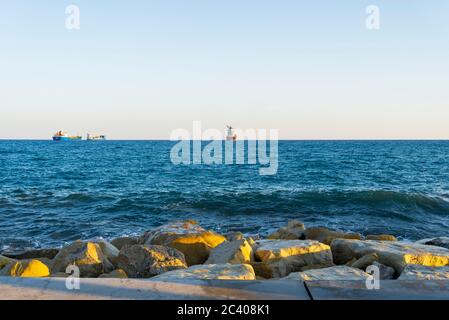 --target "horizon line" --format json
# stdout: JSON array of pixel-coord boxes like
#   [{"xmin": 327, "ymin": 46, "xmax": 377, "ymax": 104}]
[{"xmin": 1, "ymin": 138, "xmax": 449, "ymax": 142}]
